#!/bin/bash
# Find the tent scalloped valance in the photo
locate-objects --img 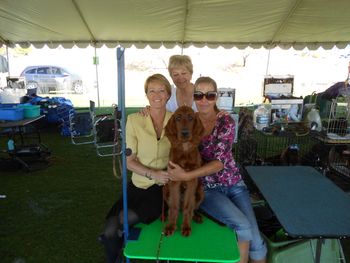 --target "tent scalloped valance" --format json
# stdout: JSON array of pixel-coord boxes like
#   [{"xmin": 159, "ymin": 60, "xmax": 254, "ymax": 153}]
[{"xmin": 1, "ymin": 0, "xmax": 350, "ymax": 50}]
